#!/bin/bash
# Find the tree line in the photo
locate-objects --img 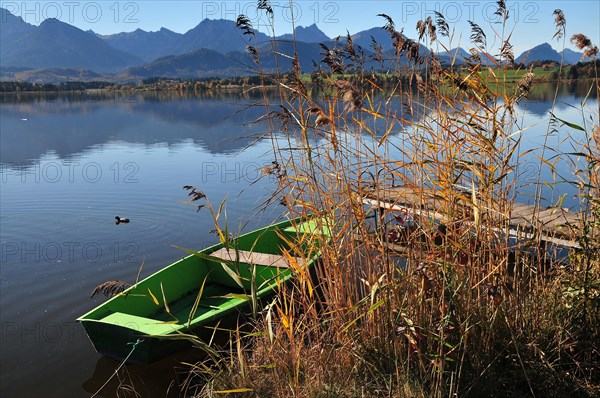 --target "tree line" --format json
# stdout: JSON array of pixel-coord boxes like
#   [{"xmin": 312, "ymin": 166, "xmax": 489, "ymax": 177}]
[{"xmin": 1, "ymin": 60, "xmax": 596, "ymax": 93}]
